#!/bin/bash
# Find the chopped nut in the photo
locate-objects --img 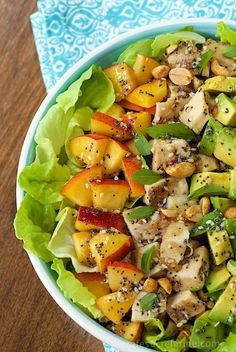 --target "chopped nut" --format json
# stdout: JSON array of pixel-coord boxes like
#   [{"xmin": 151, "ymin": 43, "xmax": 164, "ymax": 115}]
[
  {"xmin": 206, "ymin": 301, "xmax": 214, "ymax": 309},
  {"xmin": 200, "ymin": 197, "xmax": 210, "ymax": 215},
  {"xmin": 160, "ymin": 208, "xmax": 178, "ymax": 218},
  {"xmin": 198, "ymin": 289, "xmax": 209, "ymax": 302},
  {"xmin": 143, "ymin": 278, "xmax": 158, "ymax": 293},
  {"xmin": 211, "ymin": 58, "xmax": 229, "ymax": 76},
  {"xmin": 165, "ymin": 162, "xmax": 195, "ymax": 178},
  {"xmin": 166, "ymin": 44, "xmax": 178, "ymax": 55},
  {"xmin": 169, "ymin": 68, "xmax": 193, "ymax": 85},
  {"xmin": 152, "ymin": 65, "xmax": 170, "ymax": 79},
  {"xmin": 185, "ymin": 205, "xmax": 203, "ymax": 222},
  {"xmin": 158, "ymin": 278, "xmax": 172, "ymax": 294},
  {"xmin": 224, "ymin": 207, "xmax": 236, "ymax": 219}
]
